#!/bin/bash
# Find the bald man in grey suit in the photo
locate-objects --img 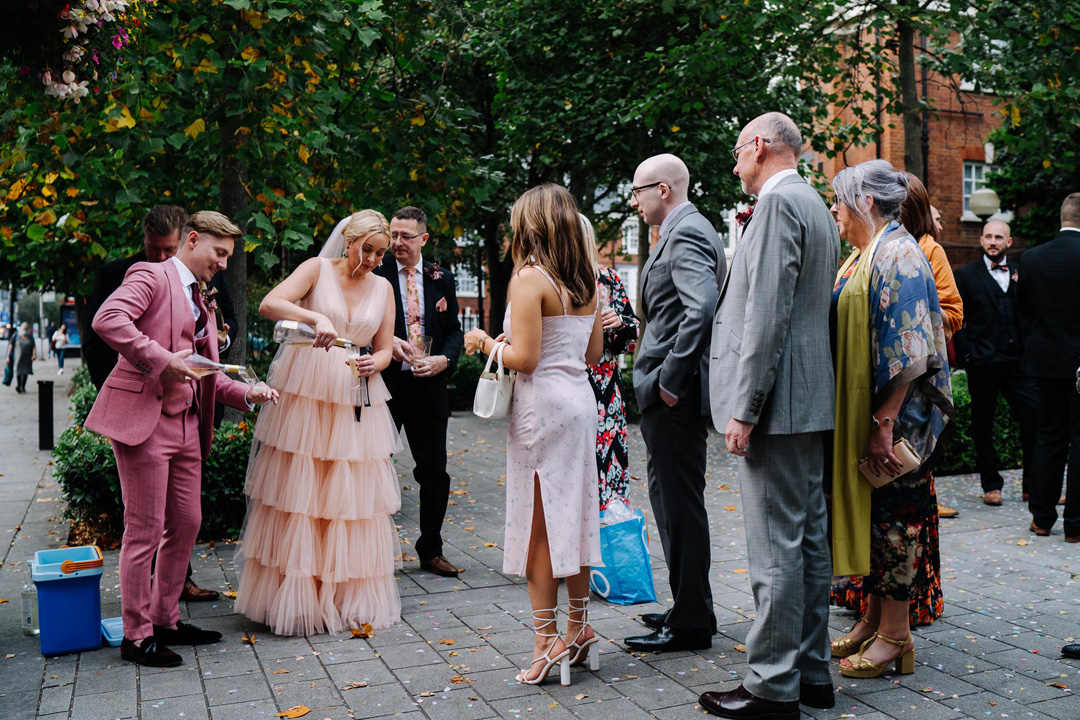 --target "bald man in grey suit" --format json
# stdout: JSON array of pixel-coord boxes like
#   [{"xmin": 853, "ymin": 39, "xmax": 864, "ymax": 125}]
[
  {"xmin": 699, "ymin": 114, "xmax": 839, "ymax": 720},
  {"xmin": 625, "ymin": 154, "xmax": 725, "ymax": 653}
]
